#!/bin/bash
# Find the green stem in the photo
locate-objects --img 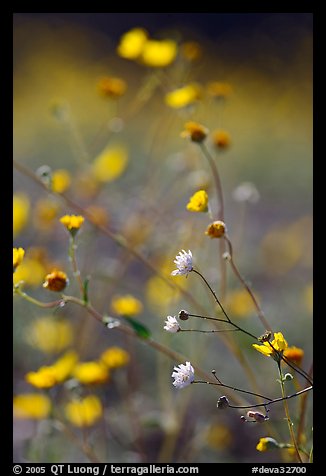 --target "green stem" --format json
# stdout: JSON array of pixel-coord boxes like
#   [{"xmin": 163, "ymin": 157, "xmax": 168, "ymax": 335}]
[
  {"xmin": 14, "ymin": 287, "xmax": 62, "ymax": 308},
  {"xmin": 278, "ymin": 363, "xmax": 303, "ymax": 463},
  {"xmin": 68, "ymin": 236, "xmax": 84, "ymax": 297}
]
